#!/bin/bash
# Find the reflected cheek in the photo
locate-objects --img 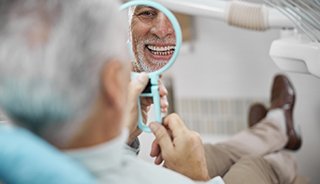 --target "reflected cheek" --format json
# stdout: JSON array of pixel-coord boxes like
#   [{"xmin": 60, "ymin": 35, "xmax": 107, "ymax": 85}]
[{"xmin": 132, "ymin": 23, "xmax": 152, "ymax": 39}]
